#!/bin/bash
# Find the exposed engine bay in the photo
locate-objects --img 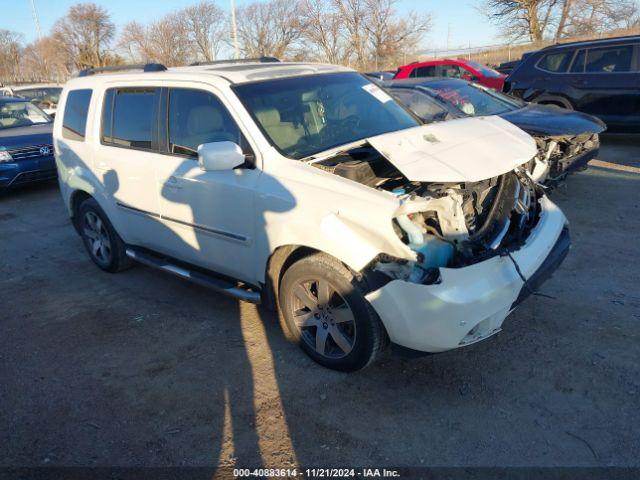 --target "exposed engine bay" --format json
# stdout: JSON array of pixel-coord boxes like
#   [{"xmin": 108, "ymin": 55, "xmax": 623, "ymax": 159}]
[
  {"xmin": 533, "ymin": 133, "xmax": 600, "ymax": 182},
  {"xmin": 312, "ymin": 145, "xmax": 542, "ymax": 284}
]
